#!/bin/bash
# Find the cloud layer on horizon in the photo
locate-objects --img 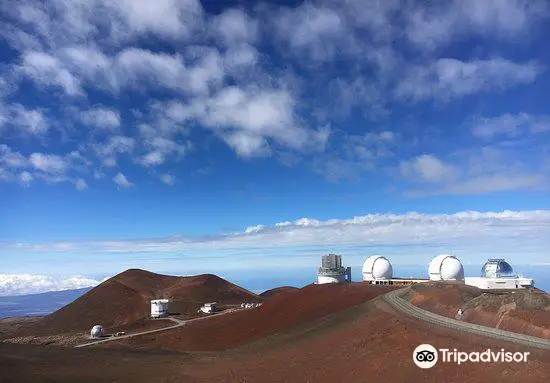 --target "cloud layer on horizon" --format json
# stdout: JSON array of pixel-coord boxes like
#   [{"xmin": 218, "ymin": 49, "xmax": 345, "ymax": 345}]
[
  {"xmin": 0, "ymin": 274, "xmax": 107, "ymax": 296},
  {"xmin": 4, "ymin": 210, "xmax": 549, "ymax": 264}
]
